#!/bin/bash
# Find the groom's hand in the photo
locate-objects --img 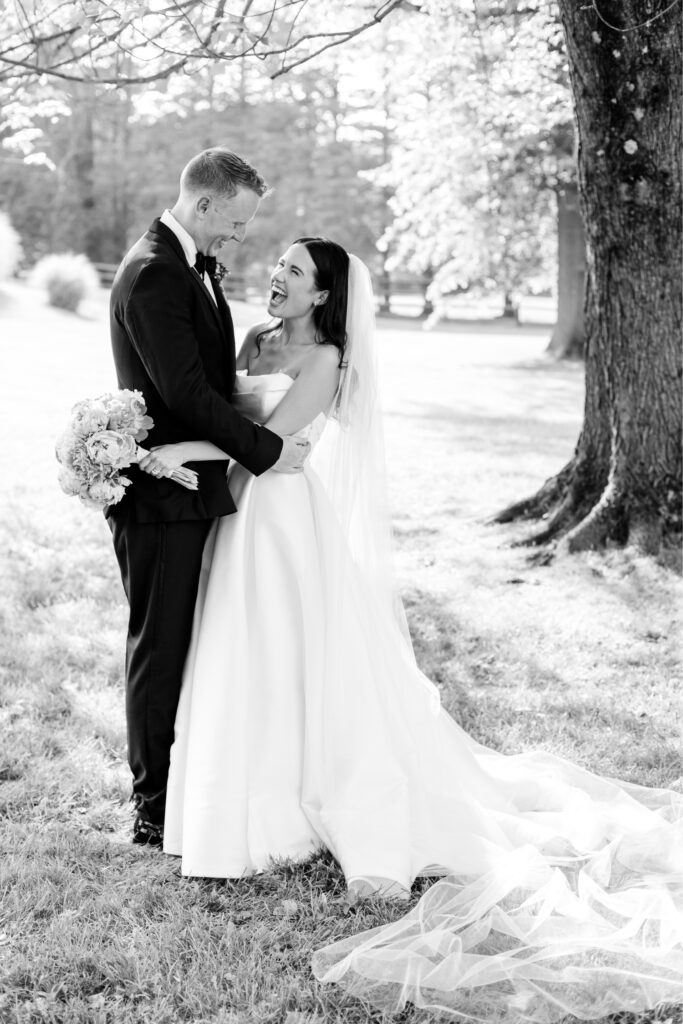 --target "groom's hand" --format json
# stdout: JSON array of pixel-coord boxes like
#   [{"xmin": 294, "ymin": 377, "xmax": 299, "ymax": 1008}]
[{"xmin": 272, "ymin": 434, "xmax": 310, "ymax": 474}]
